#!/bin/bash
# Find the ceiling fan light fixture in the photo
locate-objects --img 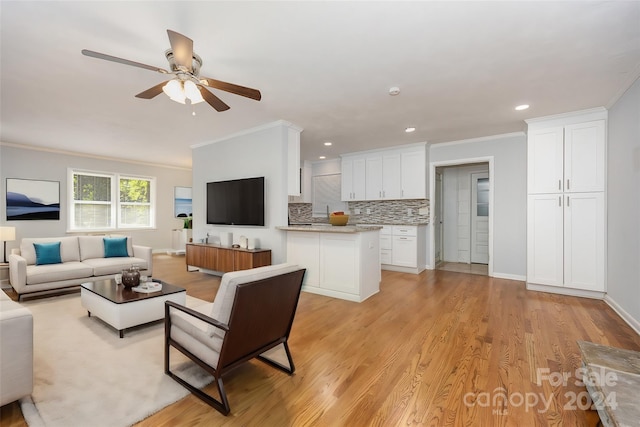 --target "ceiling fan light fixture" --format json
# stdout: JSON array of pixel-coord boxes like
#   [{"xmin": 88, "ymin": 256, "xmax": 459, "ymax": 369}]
[
  {"xmin": 163, "ymin": 80, "xmax": 186, "ymax": 104},
  {"xmin": 183, "ymin": 80, "xmax": 204, "ymax": 104}
]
